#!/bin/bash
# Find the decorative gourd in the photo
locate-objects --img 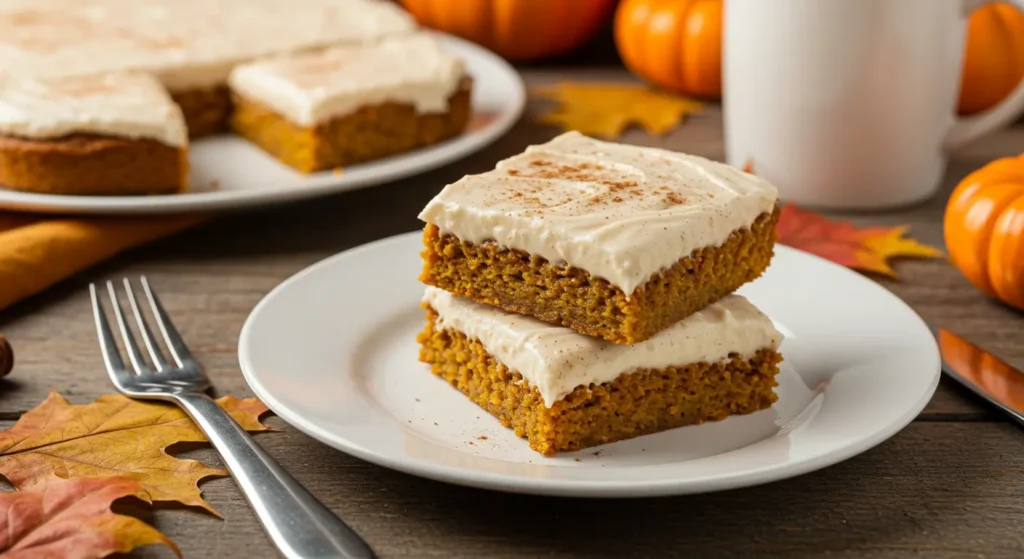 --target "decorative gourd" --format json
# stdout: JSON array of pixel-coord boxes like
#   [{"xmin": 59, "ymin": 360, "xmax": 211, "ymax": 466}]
[
  {"xmin": 944, "ymin": 155, "xmax": 1024, "ymax": 310},
  {"xmin": 613, "ymin": 0, "xmax": 723, "ymax": 99},
  {"xmin": 397, "ymin": 0, "xmax": 616, "ymax": 62},
  {"xmin": 958, "ymin": 4, "xmax": 1024, "ymax": 115}
]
